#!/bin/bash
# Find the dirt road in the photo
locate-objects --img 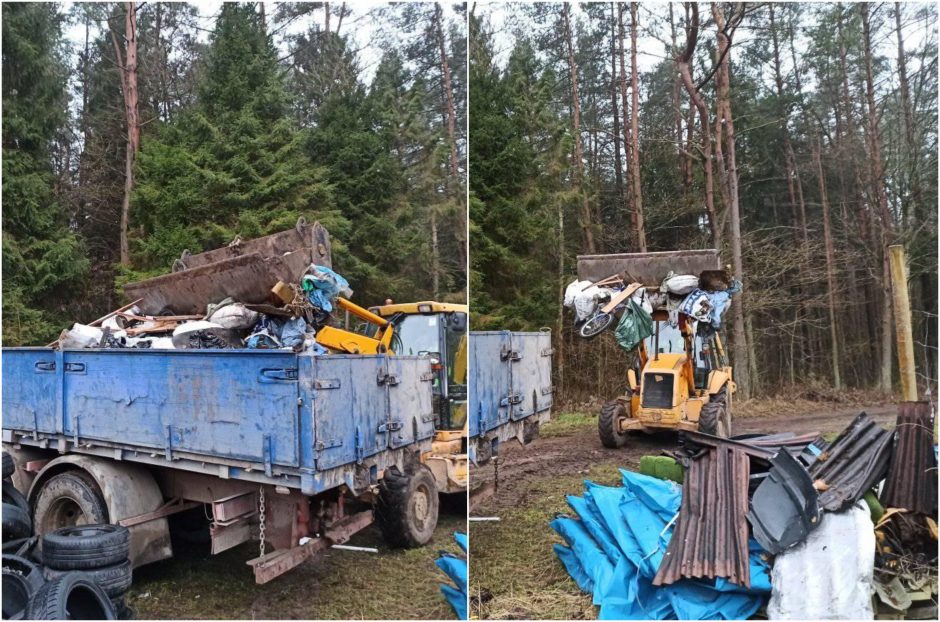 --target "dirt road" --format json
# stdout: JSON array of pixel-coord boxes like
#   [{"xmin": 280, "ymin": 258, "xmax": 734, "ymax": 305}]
[{"xmin": 469, "ymin": 403, "xmax": 897, "ymax": 620}]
